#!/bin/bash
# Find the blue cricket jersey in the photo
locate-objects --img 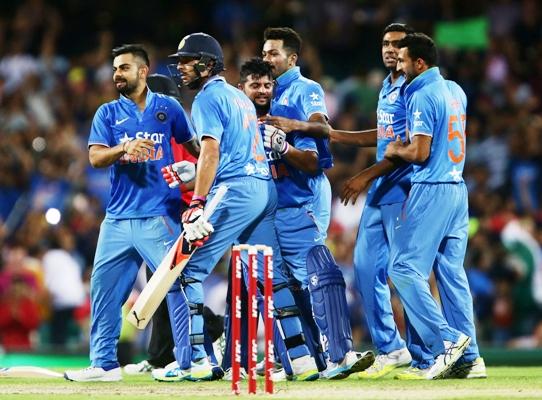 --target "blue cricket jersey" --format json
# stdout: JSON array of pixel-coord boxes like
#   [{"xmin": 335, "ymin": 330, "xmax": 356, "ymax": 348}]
[
  {"xmin": 367, "ymin": 74, "xmax": 412, "ymax": 206},
  {"xmin": 402, "ymin": 67, "xmax": 467, "ymax": 183},
  {"xmin": 88, "ymin": 88, "xmax": 194, "ymax": 219},
  {"xmin": 191, "ymin": 76, "xmax": 270, "ymax": 184},
  {"xmin": 268, "ymin": 67, "xmax": 333, "ymax": 208}
]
